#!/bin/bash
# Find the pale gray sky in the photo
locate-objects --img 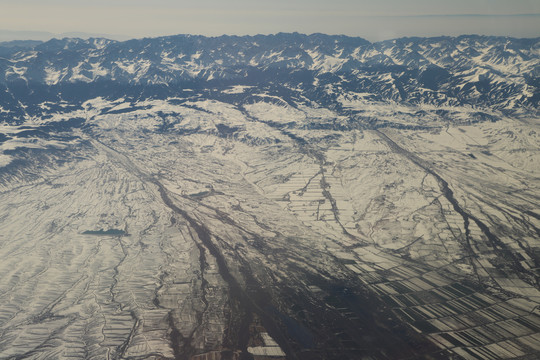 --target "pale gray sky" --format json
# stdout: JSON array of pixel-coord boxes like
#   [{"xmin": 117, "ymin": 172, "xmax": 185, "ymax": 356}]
[{"xmin": 1, "ymin": 0, "xmax": 539, "ymax": 41}]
